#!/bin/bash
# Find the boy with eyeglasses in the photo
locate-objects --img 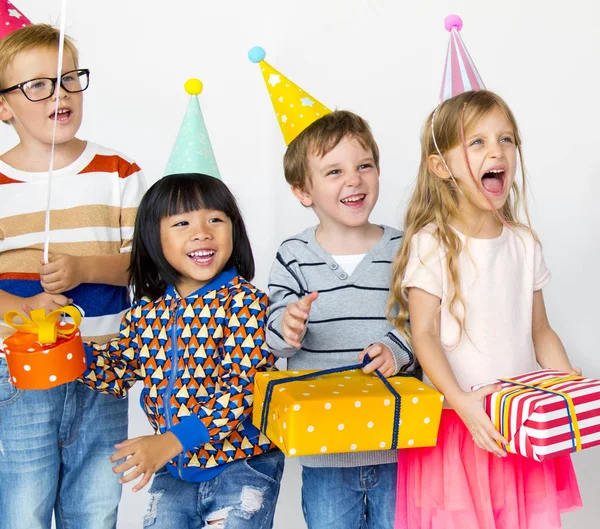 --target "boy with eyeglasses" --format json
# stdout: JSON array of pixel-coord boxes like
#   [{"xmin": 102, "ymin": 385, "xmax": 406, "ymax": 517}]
[{"xmin": 0, "ymin": 23, "xmax": 145, "ymax": 529}]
